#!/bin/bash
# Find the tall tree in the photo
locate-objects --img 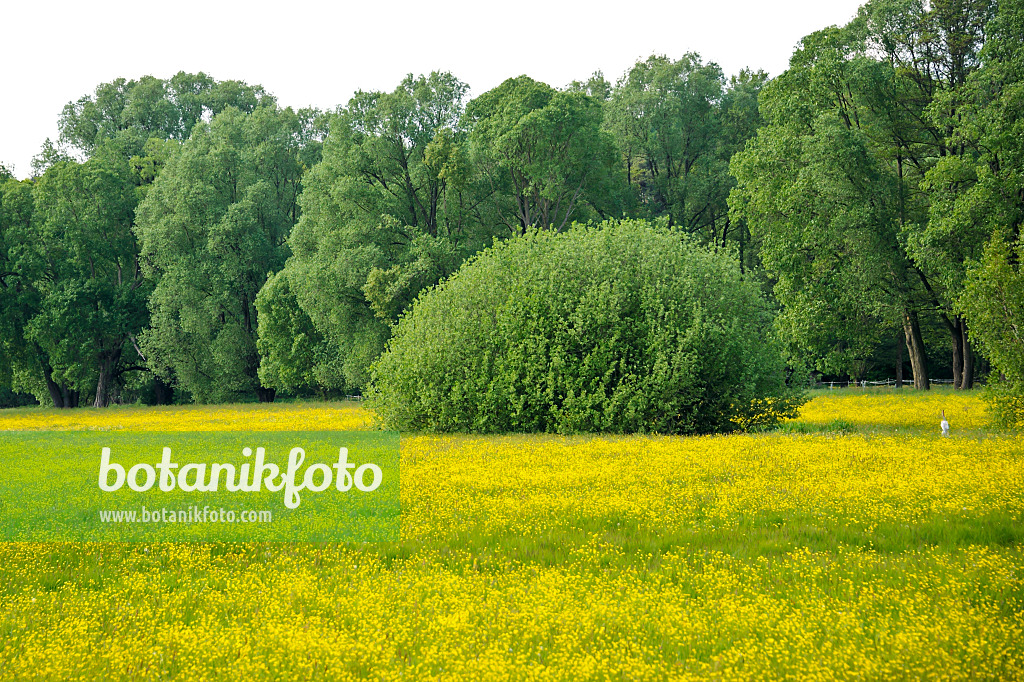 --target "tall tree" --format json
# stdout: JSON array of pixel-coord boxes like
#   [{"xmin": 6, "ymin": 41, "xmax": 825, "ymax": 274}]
[
  {"xmin": 0, "ymin": 176, "xmax": 41, "ymax": 399},
  {"xmin": 730, "ymin": 23, "xmax": 933, "ymax": 386},
  {"xmin": 952, "ymin": 0, "xmax": 1024, "ymax": 423},
  {"xmin": 136, "ymin": 104, "xmax": 317, "ymax": 402},
  {"xmin": 466, "ymin": 76, "xmax": 622, "ymax": 234},
  {"xmin": 731, "ymin": 0, "xmax": 997, "ymax": 387},
  {"xmin": 1, "ymin": 150, "xmax": 149, "ymax": 407},
  {"xmin": 858, "ymin": 0, "xmax": 996, "ymax": 388},
  {"xmin": 257, "ymin": 73, "xmax": 483, "ymax": 395},
  {"xmin": 58, "ymin": 73, "xmax": 274, "ymax": 159},
  {"xmin": 606, "ymin": 55, "xmax": 767, "ymax": 264},
  {"xmin": 3, "ymin": 72, "xmax": 284, "ymax": 407}
]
